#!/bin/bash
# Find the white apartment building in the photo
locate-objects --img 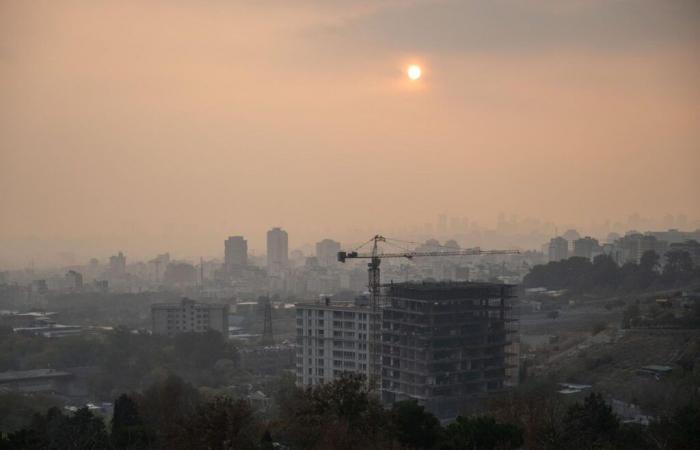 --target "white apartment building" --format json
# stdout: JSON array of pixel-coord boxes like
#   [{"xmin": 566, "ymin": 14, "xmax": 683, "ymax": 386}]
[
  {"xmin": 295, "ymin": 300, "xmax": 377, "ymax": 386},
  {"xmin": 151, "ymin": 298, "xmax": 229, "ymax": 336}
]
